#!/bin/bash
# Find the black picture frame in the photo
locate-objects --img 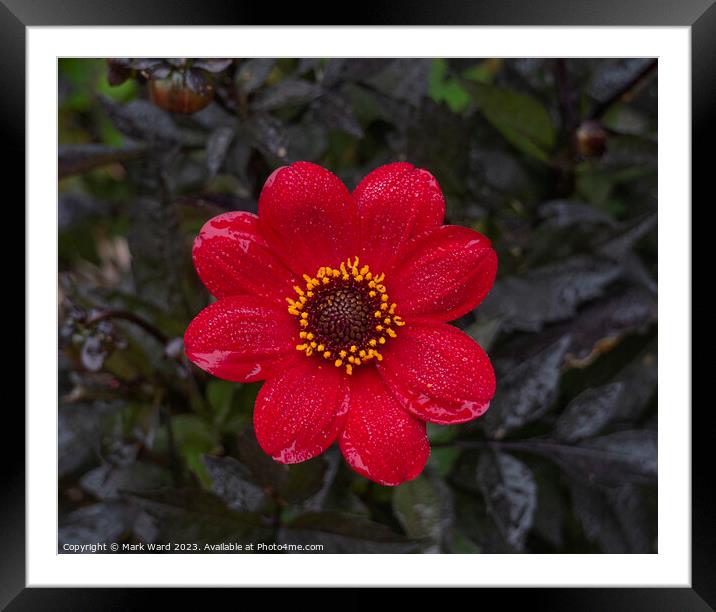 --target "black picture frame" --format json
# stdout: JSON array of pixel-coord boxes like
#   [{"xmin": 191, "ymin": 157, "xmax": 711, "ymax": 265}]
[{"xmin": 6, "ymin": 0, "xmax": 705, "ymax": 608}]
